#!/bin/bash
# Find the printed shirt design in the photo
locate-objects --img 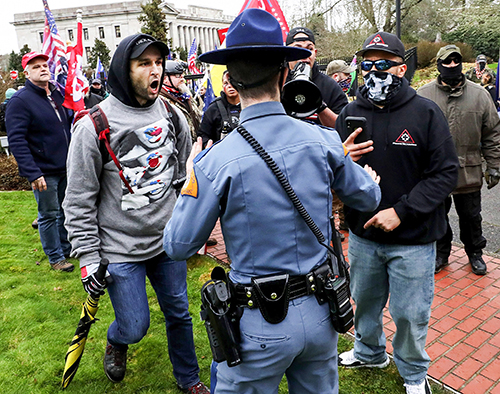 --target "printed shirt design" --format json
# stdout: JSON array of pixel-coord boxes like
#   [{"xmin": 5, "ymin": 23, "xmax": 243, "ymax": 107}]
[
  {"xmin": 393, "ymin": 129, "xmax": 417, "ymax": 146},
  {"xmin": 118, "ymin": 117, "xmax": 177, "ymax": 210}
]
